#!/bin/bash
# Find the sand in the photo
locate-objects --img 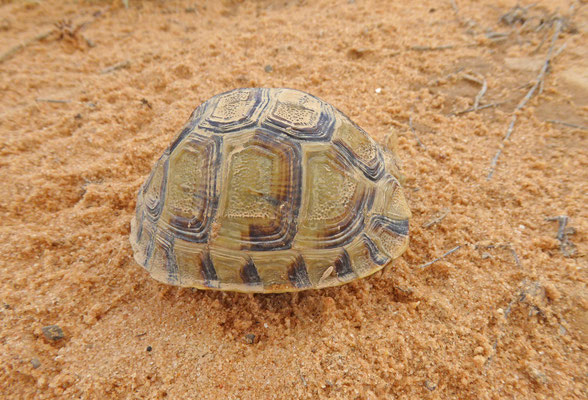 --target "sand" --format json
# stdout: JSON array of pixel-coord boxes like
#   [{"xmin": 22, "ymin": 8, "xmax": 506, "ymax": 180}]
[{"xmin": 0, "ymin": 0, "xmax": 586, "ymax": 399}]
